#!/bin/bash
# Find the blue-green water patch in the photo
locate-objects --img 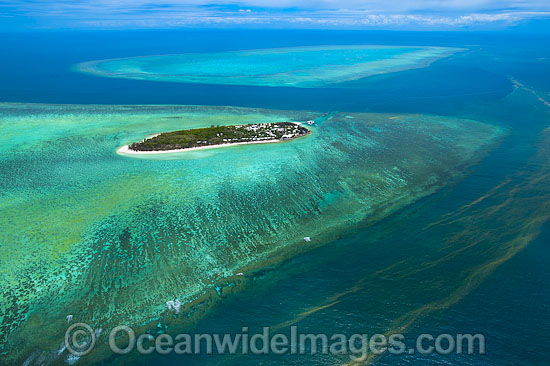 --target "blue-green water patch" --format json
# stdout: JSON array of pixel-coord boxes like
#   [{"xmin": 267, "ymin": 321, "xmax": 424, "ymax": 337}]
[{"xmin": 76, "ymin": 45, "xmax": 463, "ymax": 88}]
